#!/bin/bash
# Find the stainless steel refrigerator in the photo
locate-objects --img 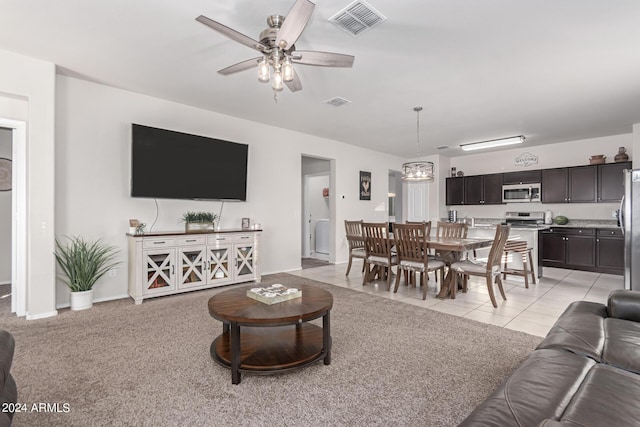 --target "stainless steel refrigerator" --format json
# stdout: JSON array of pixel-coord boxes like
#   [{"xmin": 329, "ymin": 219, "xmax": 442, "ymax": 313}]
[{"xmin": 622, "ymin": 169, "xmax": 640, "ymax": 290}]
